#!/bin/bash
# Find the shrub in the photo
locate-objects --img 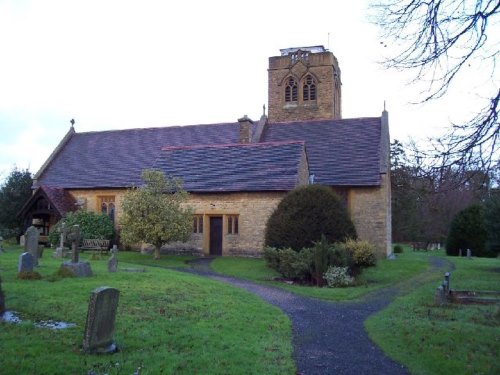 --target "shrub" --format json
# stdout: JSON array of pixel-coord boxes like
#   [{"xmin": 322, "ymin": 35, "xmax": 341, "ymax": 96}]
[
  {"xmin": 324, "ymin": 266, "xmax": 354, "ymax": 288},
  {"xmin": 446, "ymin": 205, "xmax": 491, "ymax": 257},
  {"xmin": 48, "ymin": 210, "xmax": 114, "ymax": 246},
  {"xmin": 265, "ymin": 185, "xmax": 357, "ymax": 251},
  {"xmin": 393, "ymin": 244, "xmax": 403, "ymax": 253},
  {"xmin": 338, "ymin": 239, "xmax": 377, "ymax": 269}
]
